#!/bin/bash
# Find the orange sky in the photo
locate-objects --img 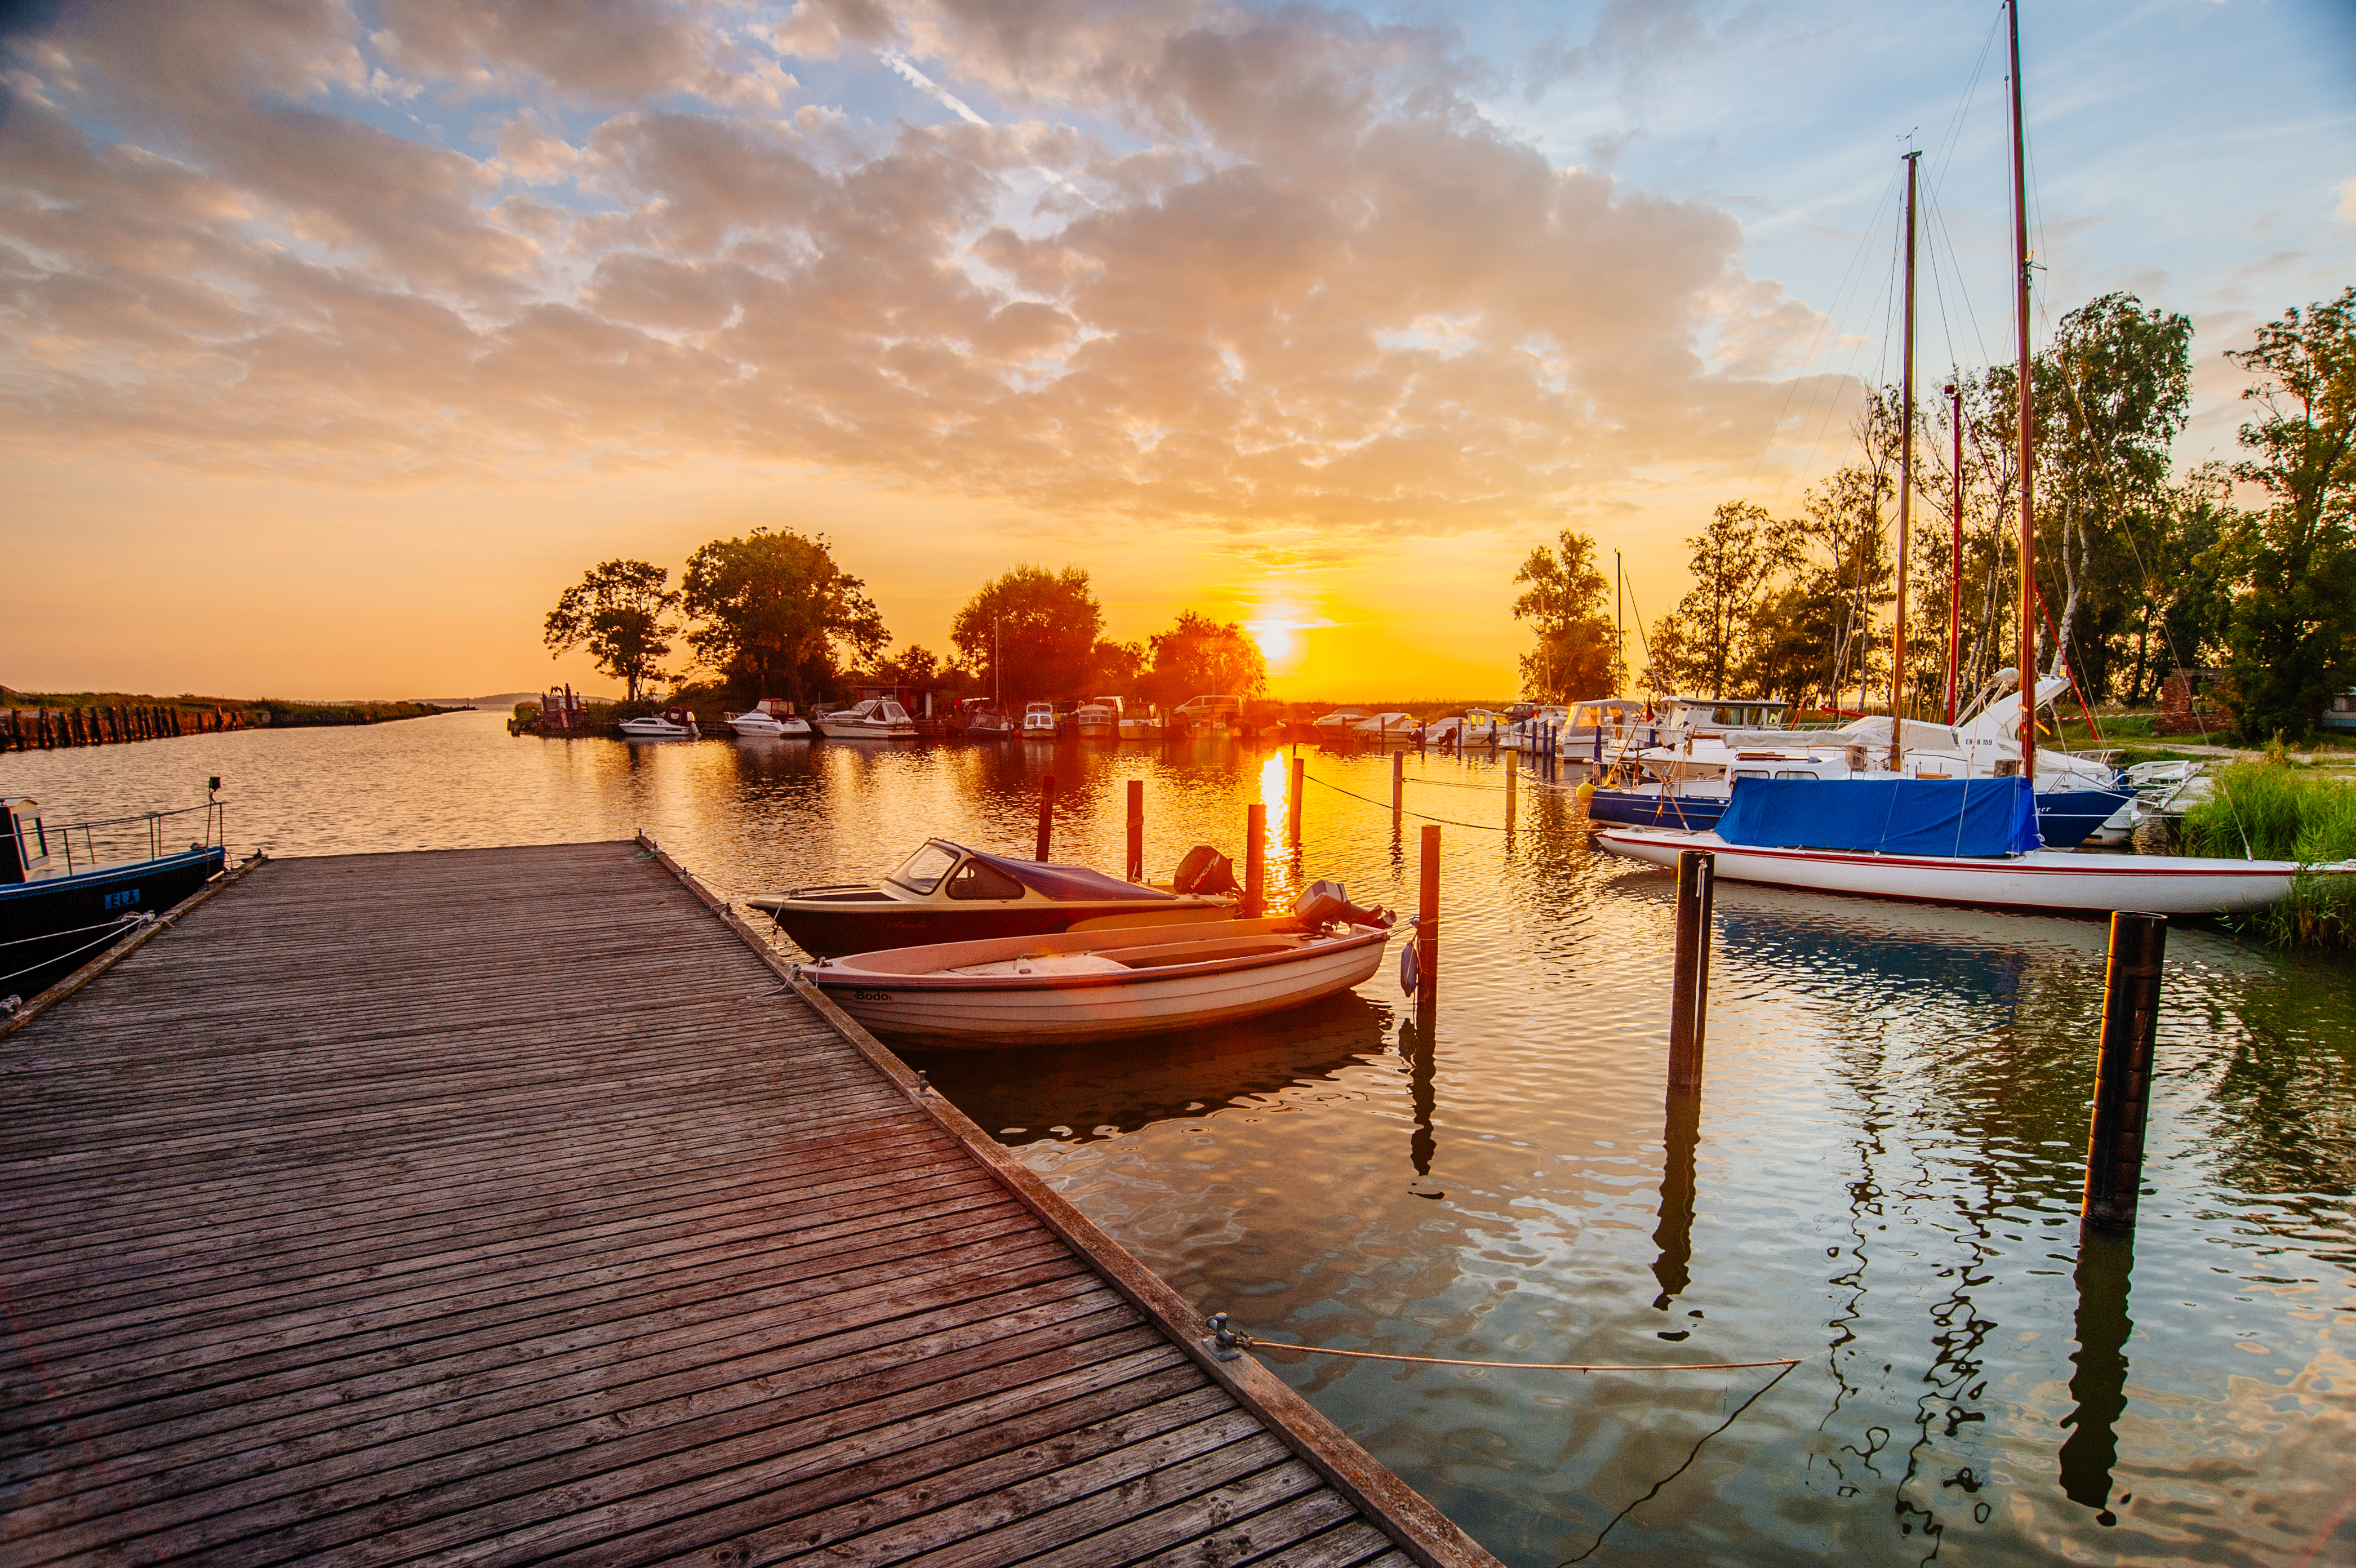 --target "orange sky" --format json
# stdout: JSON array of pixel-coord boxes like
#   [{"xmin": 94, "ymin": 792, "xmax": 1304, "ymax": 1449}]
[{"xmin": 3, "ymin": 1, "xmax": 2345, "ymax": 701}]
